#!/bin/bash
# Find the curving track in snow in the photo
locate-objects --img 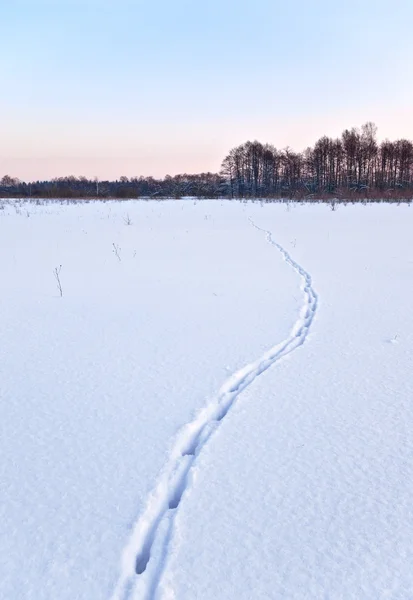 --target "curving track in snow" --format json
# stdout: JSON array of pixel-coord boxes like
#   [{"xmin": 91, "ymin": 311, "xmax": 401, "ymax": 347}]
[{"xmin": 110, "ymin": 219, "xmax": 318, "ymax": 600}]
